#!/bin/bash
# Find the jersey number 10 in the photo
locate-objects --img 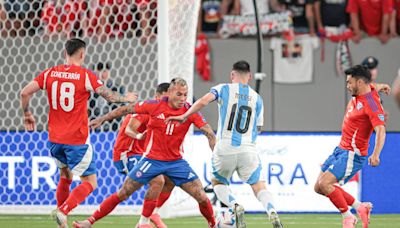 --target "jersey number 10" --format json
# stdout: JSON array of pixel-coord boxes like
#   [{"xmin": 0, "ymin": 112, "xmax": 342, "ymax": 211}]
[
  {"xmin": 227, "ymin": 103, "xmax": 252, "ymax": 134},
  {"xmin": 51, "ymin": 81, "xmax": 75, "ymax": 112}
]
